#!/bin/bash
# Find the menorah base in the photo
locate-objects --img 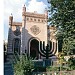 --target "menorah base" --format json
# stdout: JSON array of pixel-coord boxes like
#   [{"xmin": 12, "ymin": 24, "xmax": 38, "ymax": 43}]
[
  {"xmin": 33, "ymin": 59, "xmax": 52, "ymax": 67},
  {"xmin": 43, "ymin": 59, "xmax": 52, "ymax": 67}
]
